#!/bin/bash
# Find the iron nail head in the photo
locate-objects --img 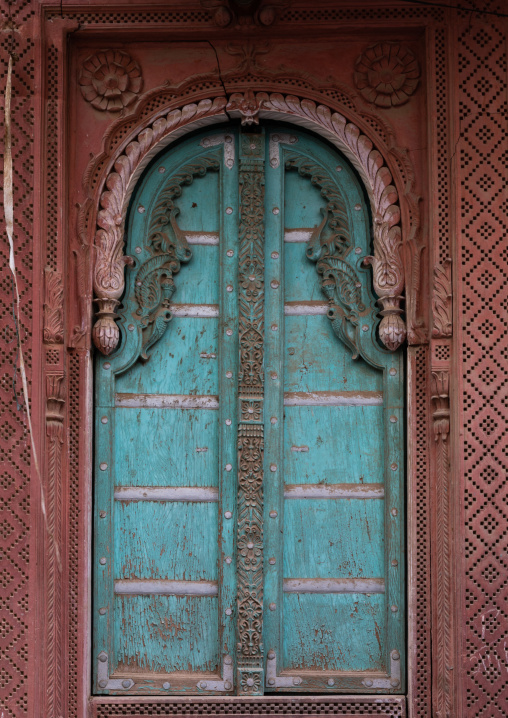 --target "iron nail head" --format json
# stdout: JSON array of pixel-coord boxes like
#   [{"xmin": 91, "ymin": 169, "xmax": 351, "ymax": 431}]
[
  {"xmin": 163, "ymin": 682, "xmax": 170, "ymax": 690},
  {"xmin": 327, "ymin": 678, "xmax": 335, "ymax": 686},
  {"xmin": 269, "ymin": 510, "xmax": 278, "ymax": 518},
  {"xmin": 269, "ymin": 602, "xmax": 276, "ymax": 611},
  {"xmin": 224, "ymin": 511, "xmax": 232, "ymax": 519},
  {"xmin": 99, "ymin": 557, "xmax": 106, "ymax": 565},
  {"xmin": 122, "ymin": 680, "xmax": 131, "ymax": 689},
  {"xmin": 135, "ymin": 246, "xmax": 142, "ymax": 254},
  {"xmin": 226, "ymin": 207, "xmax": 233, "ymax": 215},
  {"xmin": 355, "ymin": 247, "xmax": 362, "ymax": 254},
  {"xmin": 101, "ymin": 416, "xmax": 108, "ymax": 424}
]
